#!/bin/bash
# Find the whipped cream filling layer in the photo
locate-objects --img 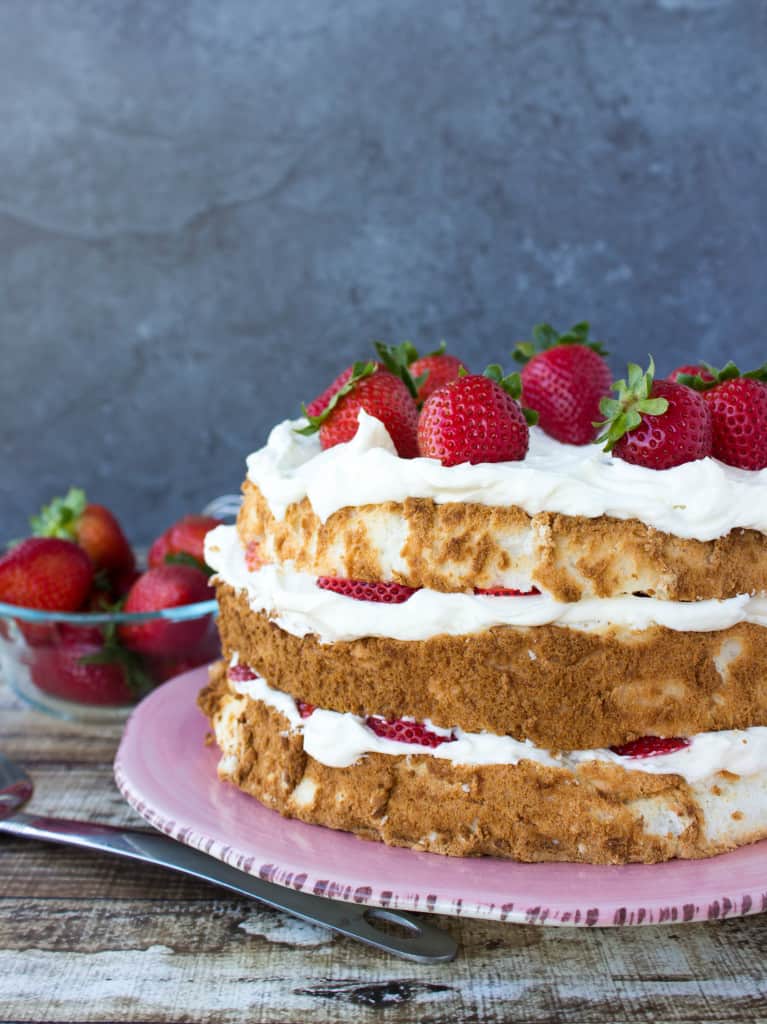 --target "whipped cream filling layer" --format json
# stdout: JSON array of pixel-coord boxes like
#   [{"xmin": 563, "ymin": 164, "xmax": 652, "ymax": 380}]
[
  {"xmin": 206, "ymin": 525, "xmax": 767, "ymax": 643},
  {"xmin": 246, "ymin": 411, "xmax": 767, "ymax": 541},
  {"xmin": 220, "ymin": 658, "xmax": 767, "ymax": 782}
]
